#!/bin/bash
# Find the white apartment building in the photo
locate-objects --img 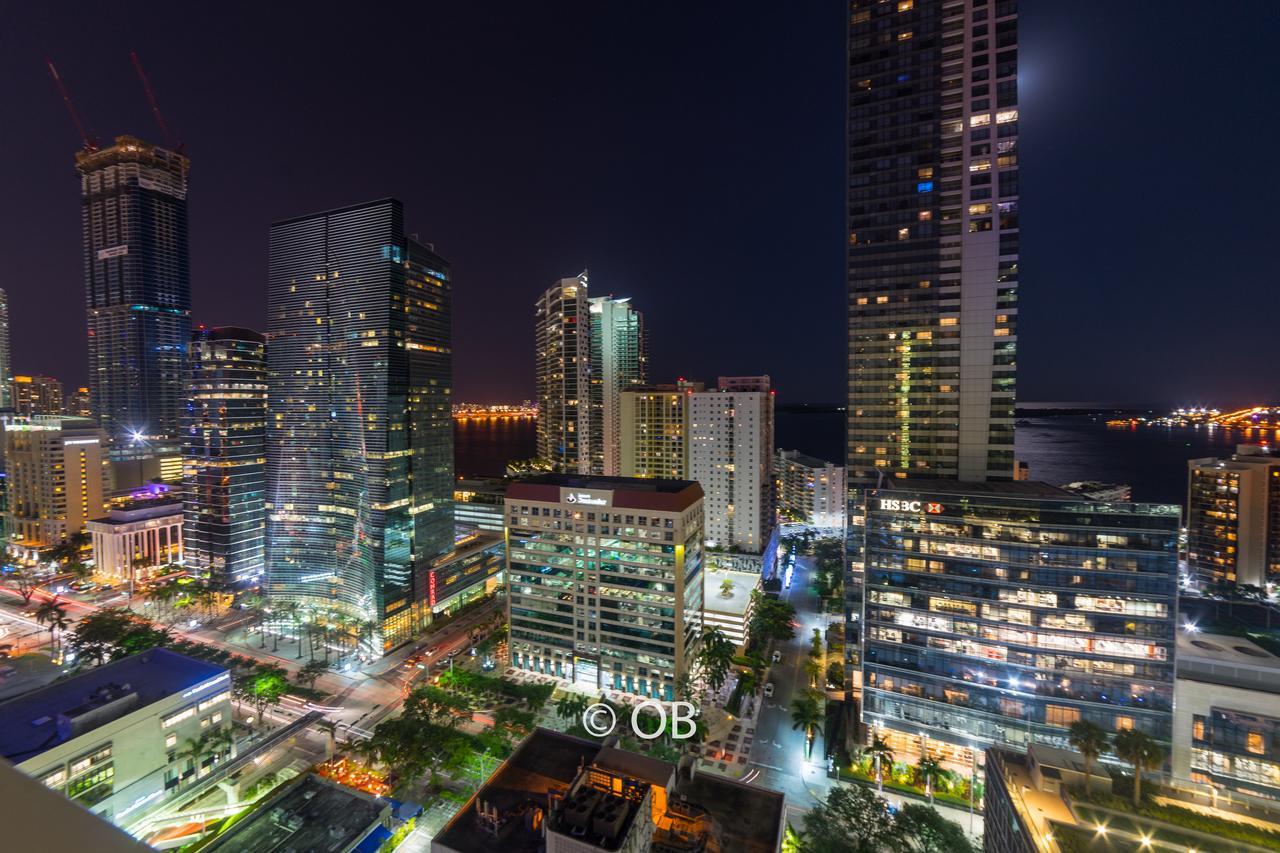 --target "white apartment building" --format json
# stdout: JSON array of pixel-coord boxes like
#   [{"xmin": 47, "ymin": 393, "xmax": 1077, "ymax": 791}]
[
  {"xmin": 689, "ymin": 377, "xmax": 774, "ymax": 553},
  {"xmin": 776, "ymin": 449, "xmax": 847, "ymax": 531},
  {"xmin": 3, "ymin": 415, "xmax": 108, "ymax": 558}
]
